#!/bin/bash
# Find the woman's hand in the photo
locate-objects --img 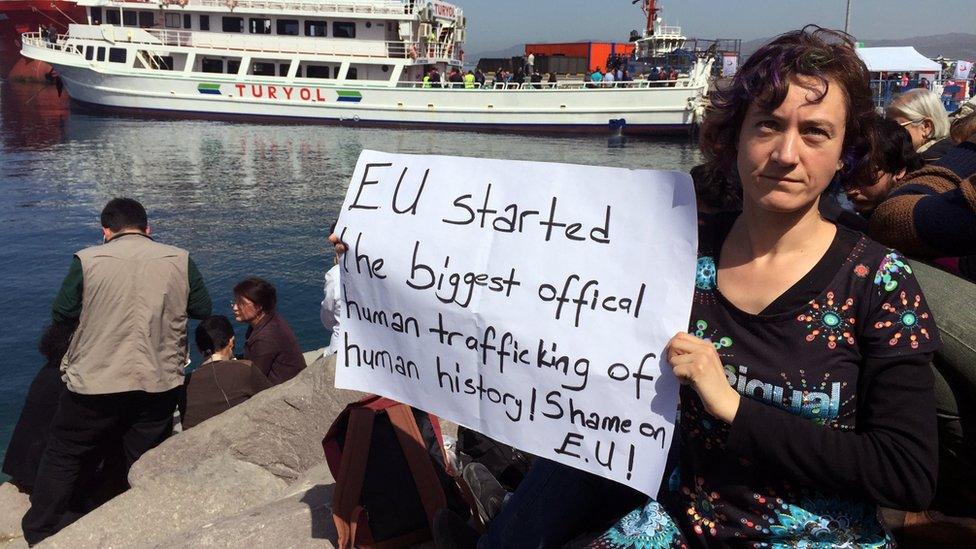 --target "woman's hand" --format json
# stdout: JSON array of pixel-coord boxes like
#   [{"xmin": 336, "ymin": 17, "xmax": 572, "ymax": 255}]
[
  {"xmin": 667, "ymin": 332, "xmax": 741, "ymax": 424},
  {"xmin": 328, "ymin": 232, "xmax": 347, "ymax": 262}
]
